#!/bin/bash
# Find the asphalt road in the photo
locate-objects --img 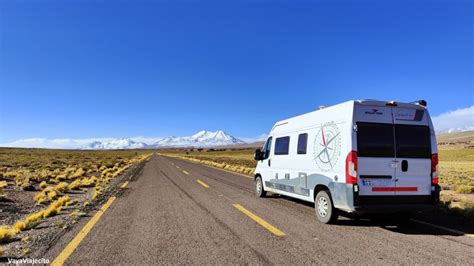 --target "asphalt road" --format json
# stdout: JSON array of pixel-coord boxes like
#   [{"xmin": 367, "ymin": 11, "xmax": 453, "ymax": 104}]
[{"xmin": 46, "ymin": 155, "xmax": 474, "ymax": 264}]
